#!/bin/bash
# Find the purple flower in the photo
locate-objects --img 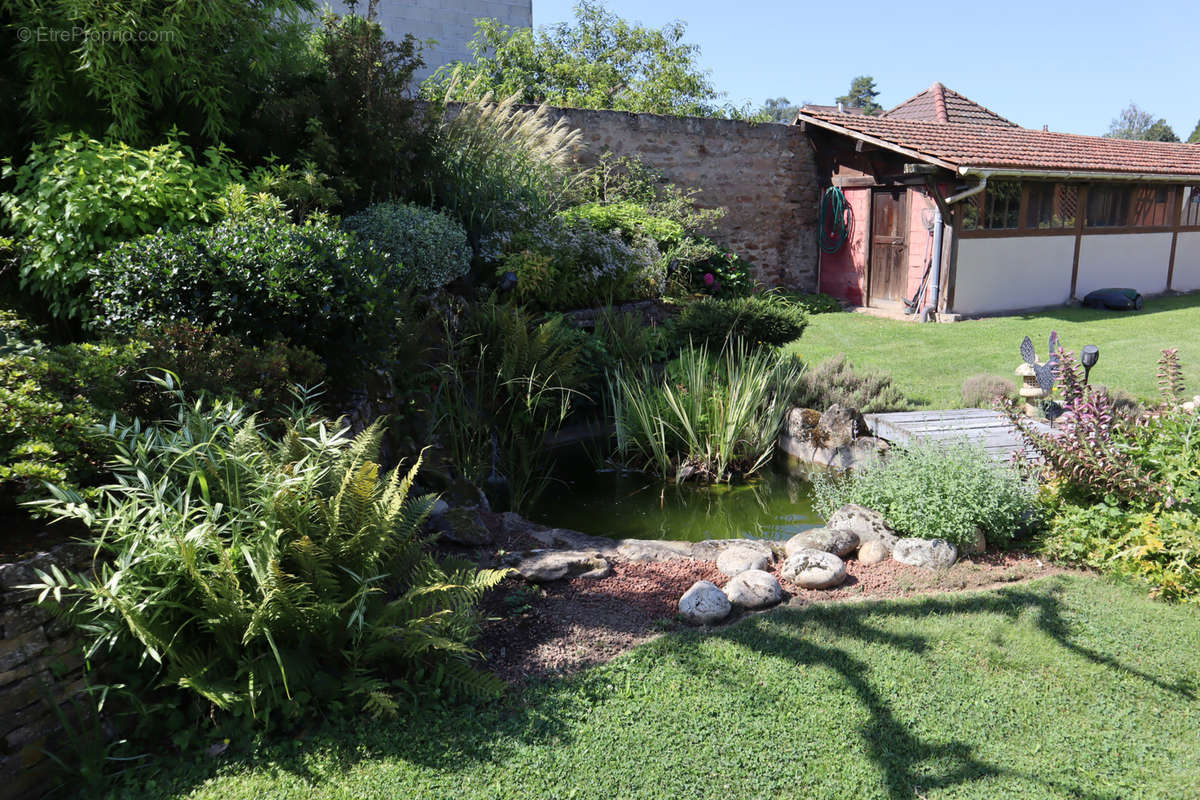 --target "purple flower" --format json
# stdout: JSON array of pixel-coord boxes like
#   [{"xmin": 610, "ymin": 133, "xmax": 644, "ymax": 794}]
[{"xmin": 703, "ymin": 273, "xmax": 715, "ymax": 286}]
